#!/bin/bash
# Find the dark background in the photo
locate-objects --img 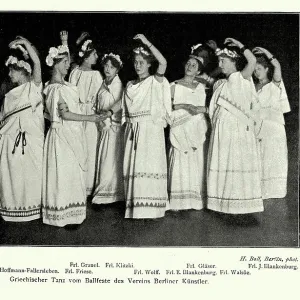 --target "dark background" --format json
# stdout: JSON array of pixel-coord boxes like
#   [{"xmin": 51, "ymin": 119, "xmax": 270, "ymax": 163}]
[
  {"xmin": 0, "ymin": 13, "xmax": 299, "ymax": 112},
  {"xmin": 0, "ymin": 12, "xmax": 298, "ymax": 246}
]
